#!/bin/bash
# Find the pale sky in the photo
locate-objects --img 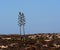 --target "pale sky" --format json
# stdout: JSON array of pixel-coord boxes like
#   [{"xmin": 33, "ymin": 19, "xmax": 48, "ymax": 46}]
[{"xmin": 0, "ymin": 0, "xmax": 60, "ymax": 34}]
